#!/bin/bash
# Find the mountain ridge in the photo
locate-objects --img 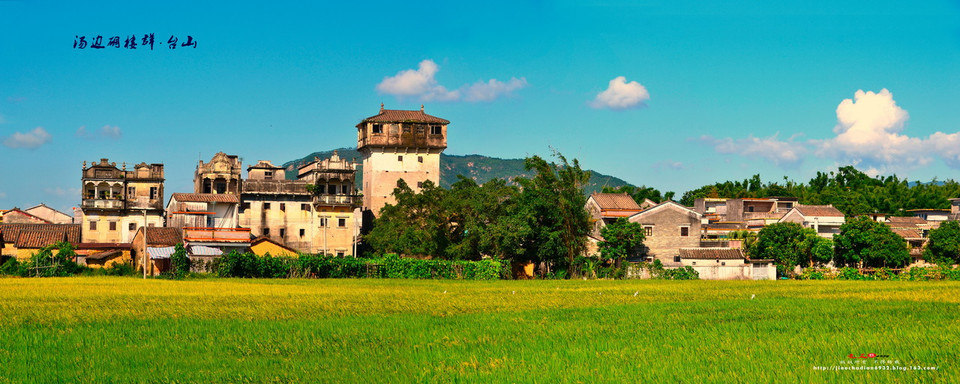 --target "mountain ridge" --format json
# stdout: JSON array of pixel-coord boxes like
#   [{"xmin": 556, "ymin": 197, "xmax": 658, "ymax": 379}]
[{"xmin": 282, "ymin": 148, "xmax": 633, "ymax": 194}]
